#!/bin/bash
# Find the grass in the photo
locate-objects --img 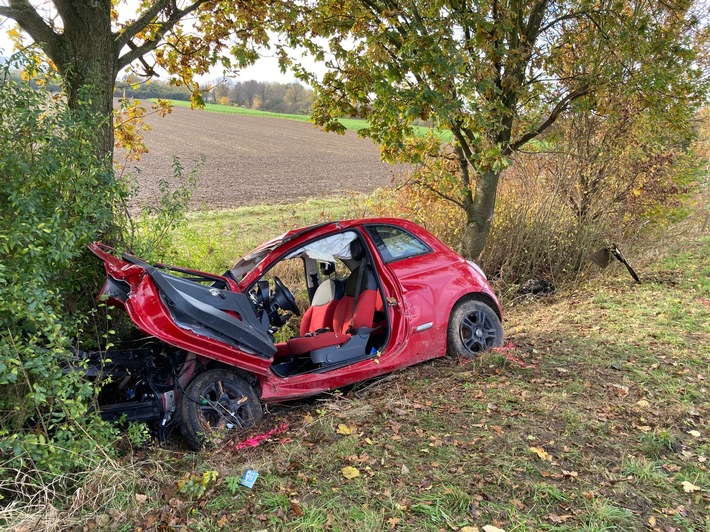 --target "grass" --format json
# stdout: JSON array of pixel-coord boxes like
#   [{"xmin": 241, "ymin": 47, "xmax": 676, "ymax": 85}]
[
  {"xmin": 162, "ymin": 99, "xmax": 450, "ymax": 139},
  {"xmin": 167, "ymin": 195, "xmax": 368, "ymax": 273},
  {"xmin": 150, "ymin": 221, "xmax": 704, "ymax": 531},
  {"xmin": 5, "ymin": 207, "xmax": 708, "ymax": 531}
]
